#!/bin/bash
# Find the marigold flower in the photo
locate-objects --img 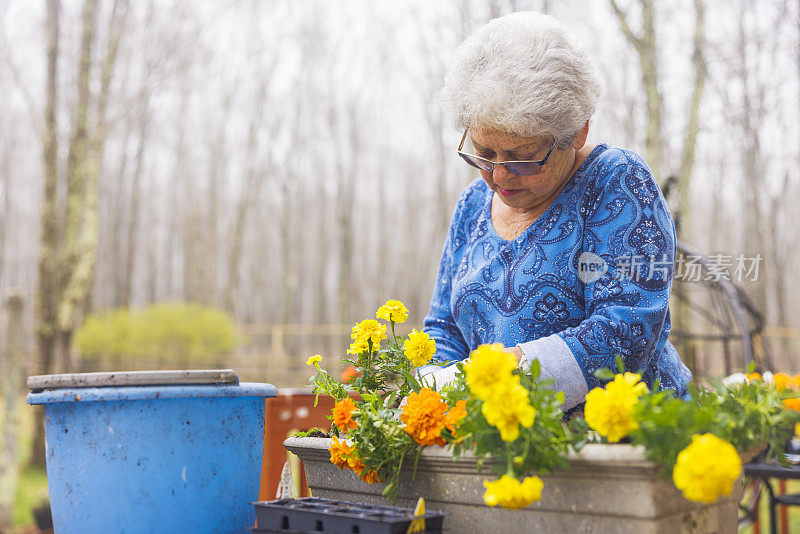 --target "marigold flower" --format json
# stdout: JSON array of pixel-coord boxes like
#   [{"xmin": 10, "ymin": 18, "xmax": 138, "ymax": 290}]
[
  {"xmin": 348, "ymin": 454, "xmax": 365, "ymax": 473},
  {"xmin": 329, "ymin": 436, "xmax": 356, "ymax": 470},
  {"xmin": 774, "ymin": 372, "xmax": 792, "ymax": 391},
  {"xmin": 359, "ymin": 469, "xmax": 383, "ymax": 485},
  {"xmin": 584, "ymin": 372, "xmax": 648, "ymax": 443},
  {"xmin": 481, "ymin": 384, "xmax": 535, "ymax": 442},
  {"xmin": 340, "ymin": 365, "xmax": 361, "ymax": 383},
  {"xmin": 332, "ymin": 397, "xmax": 358, "ymax": 432},
  {"xmin": 783, "ymin": 397, "xmax": 800, "ymax": 411},
  {"xmin": 464, "ymin": 343, "xmax": 519, "ymax": 400},
  {"xmin": 444, "ymin": 400, "xmax": 468, "ymax": 433},
  {"xmin": 306, "ymin": 354, "xmax": 322, "ymax": 367},
  {"xmin": 745, "ymin": 372, "xmax": 762, "ymax": 382},
  {"xmin": 404, "ymin": 330, "xmax": 436, "ymax": 367},
  {"xmin": 347, "ymin": 319, "xmax": 387, "ymax": 355},
  {"xmin": 376, "ymin": 299, "xmax": 409, "ymax": 324},
  {"xmin": 672, "ymin": 433, "xmax": 742, "ymax": 503},
  {"xmin": 483, "ymin": 475, "xmax": 543, "ymax": 509},
  {"xmin": 400, "ymin": 387, "xmax": 449, "ymax": 446}
]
